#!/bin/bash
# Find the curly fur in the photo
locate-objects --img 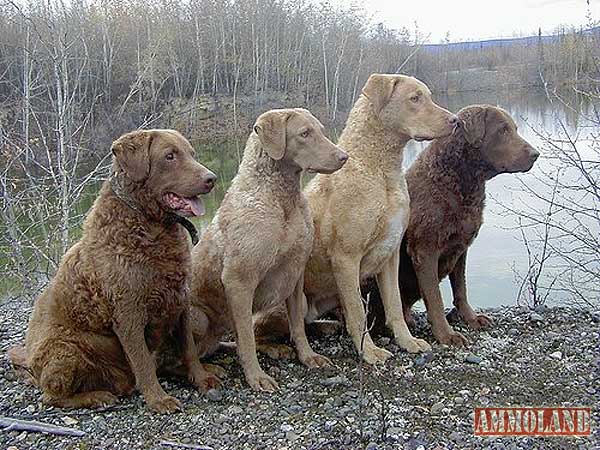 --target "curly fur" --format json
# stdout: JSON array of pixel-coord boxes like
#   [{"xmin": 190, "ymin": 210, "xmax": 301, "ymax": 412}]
[{"xmin": 9, "ymin": 129, "xmax": 218, "ymax": 412}]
